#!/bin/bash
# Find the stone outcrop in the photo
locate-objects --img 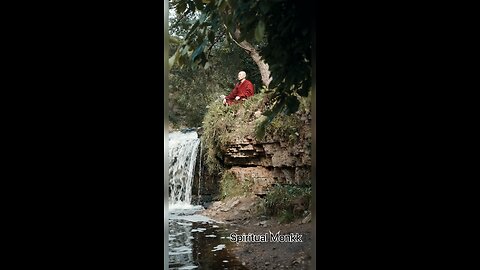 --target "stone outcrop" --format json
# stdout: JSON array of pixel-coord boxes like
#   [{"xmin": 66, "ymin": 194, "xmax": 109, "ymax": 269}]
[
  {"xmin": 222, "ymin": 134, "xmax": 312, "ymax": 195},
  {"xmin": 194, "ymin": 107, "xmax": 312, "ymax": 201}
]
